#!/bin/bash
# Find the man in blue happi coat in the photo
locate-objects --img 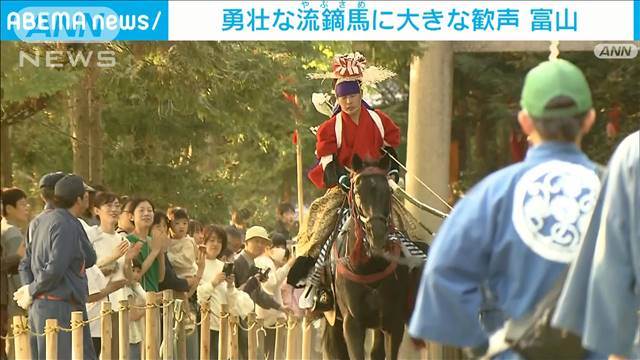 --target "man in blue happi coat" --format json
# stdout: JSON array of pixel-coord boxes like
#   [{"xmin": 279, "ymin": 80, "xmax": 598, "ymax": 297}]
[
  {"xmin": 16, "ymin": 175, "xmax": 98, "ymax": 360},
  {"xmin": 552, "ymin": 131, "xmax": 640, "ymax": 359},
  {"xmin": 408, "ymin": 59, "xmax": 602, "ymax": 359}
]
